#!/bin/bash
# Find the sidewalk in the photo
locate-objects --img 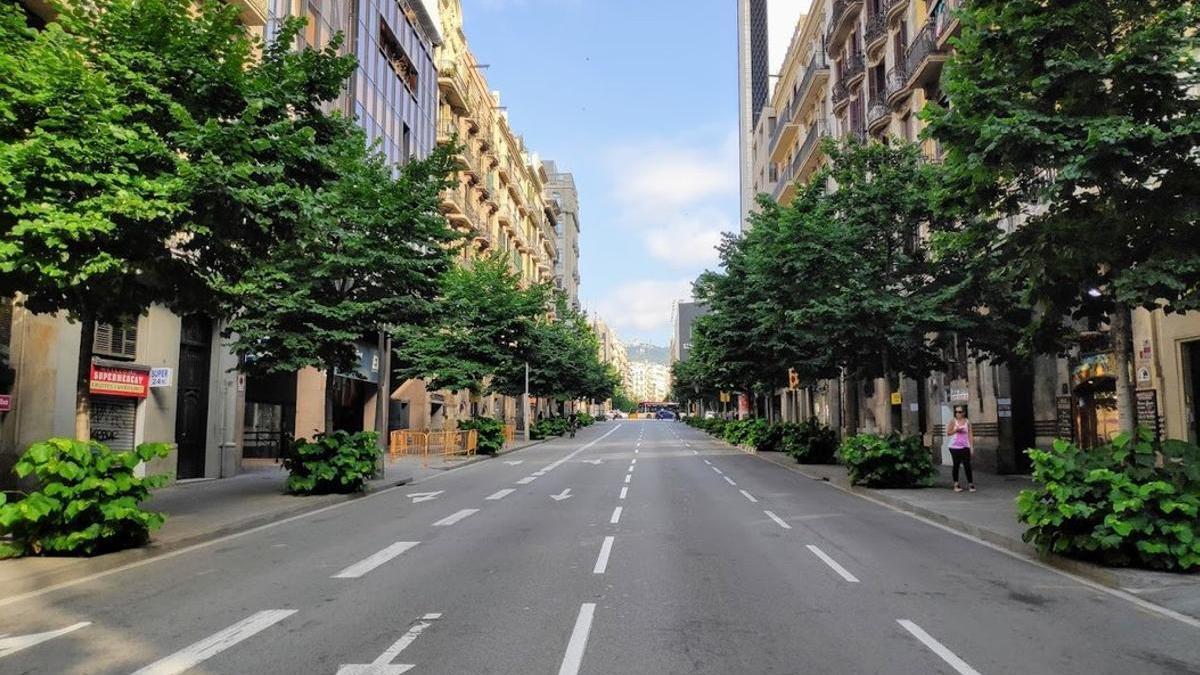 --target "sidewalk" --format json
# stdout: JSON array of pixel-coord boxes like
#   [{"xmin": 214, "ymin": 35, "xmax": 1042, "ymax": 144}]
[
  {"xmin": 0, "ymin": 438, "xmax": 543, "ymax": 599},
  {"xmin": 754, "ymin": 450, "xmax": 1200, "ymax": 621}
]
